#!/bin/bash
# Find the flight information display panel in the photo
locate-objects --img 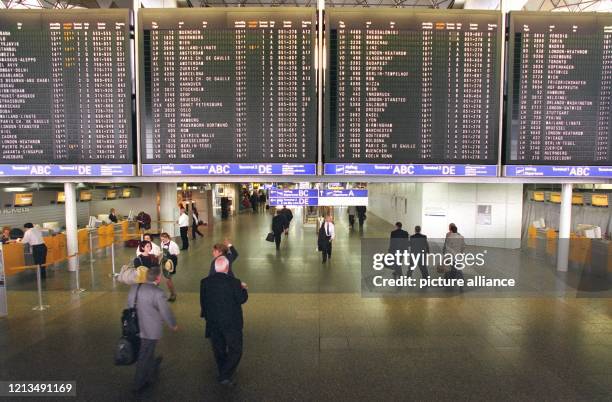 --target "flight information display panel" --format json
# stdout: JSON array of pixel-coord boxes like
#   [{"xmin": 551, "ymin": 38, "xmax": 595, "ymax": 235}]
[
  {"xmin": 325, "ymin": 9, "xmax": 502, "ymax": 168},
  {"xmin": 506, "ymin": 12, "xmax": 612, "ymax": 173},
  {"xmin": 139, "ymin": 8, "xmax": 317, "ymax": 173},
  {"xmin": 0, "ymin": 10, "xmax": 133, "ymax": 175}
]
